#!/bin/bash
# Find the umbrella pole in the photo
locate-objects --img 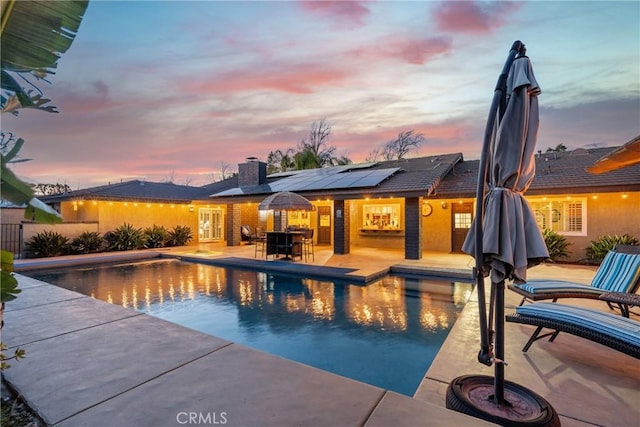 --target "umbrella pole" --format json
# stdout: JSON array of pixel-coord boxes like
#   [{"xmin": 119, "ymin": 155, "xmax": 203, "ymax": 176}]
[
  {"xmin": 474, "ymin": 40, "xmax": 524, "ymax": 366},
  {"xmin": 494, "ymin": 279, "xmax": 506, "ymax": 404}
]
